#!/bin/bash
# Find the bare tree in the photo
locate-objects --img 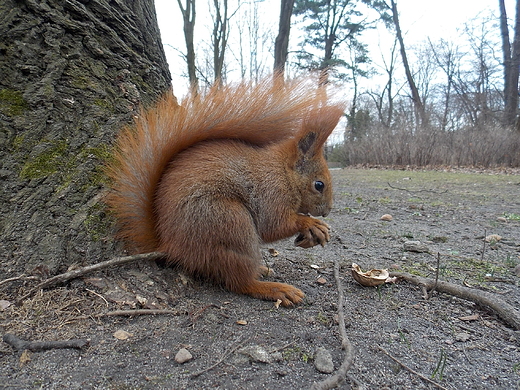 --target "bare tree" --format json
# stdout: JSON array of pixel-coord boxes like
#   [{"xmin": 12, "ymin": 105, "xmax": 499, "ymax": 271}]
[
  {"xmin": 177, "ymin": 0, "xmax": 199, "ymax": 92},
  {"xmin": 499, "ymin": 0, "xmax": 520, "ymax": 129},
  {"xmin": 274, "ymin": 0, "xmax": 296, "ymax": 77},
  {"xmin": 428, "ymin": 38, "xmax": 460, "ymax": 131},
  {"xmin": 389, "ymin": 0, "xmax": 426, "ymax": 127},
  {"xmin": 368, "ymin": 37, "xmax": 400, "ymax": 128},
  {"xmin": 212, "ymin": 0, "xmax": 230, "ymax": 84},
  {"xmin": 233, "ymin": 1, "xmax": 273, "ymax": 81}
]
